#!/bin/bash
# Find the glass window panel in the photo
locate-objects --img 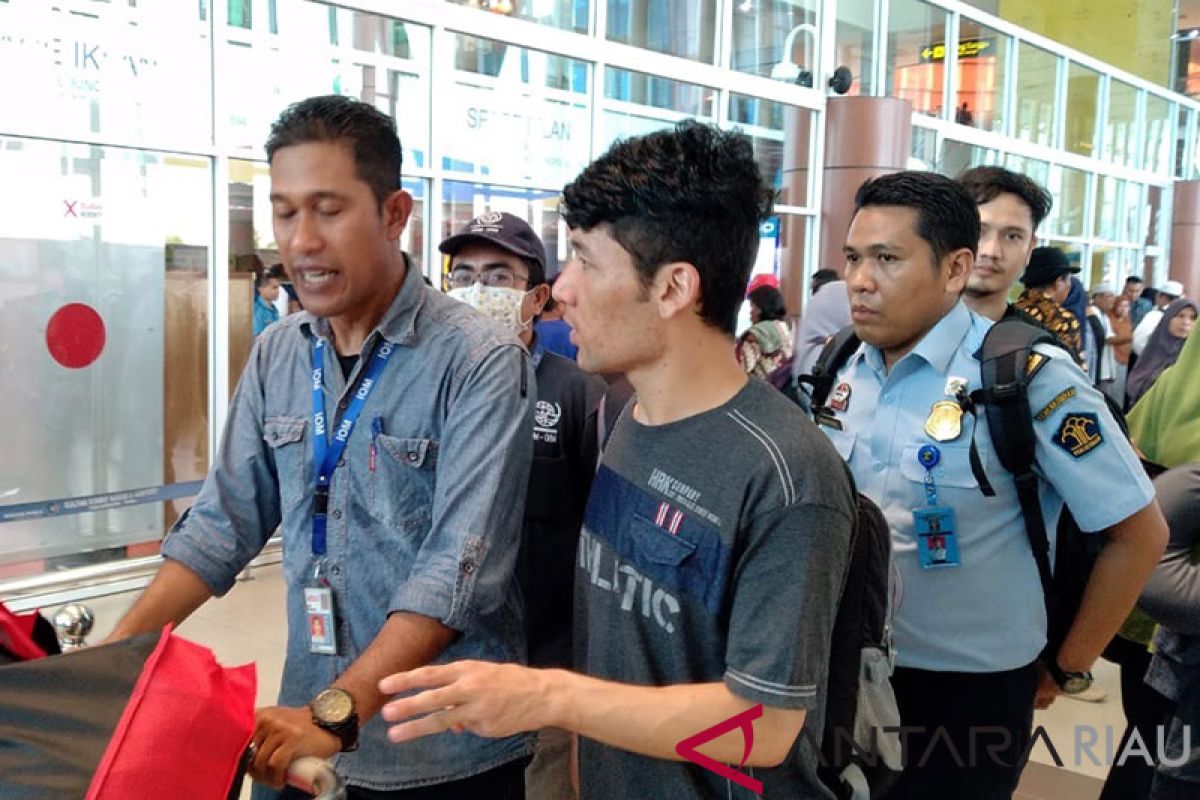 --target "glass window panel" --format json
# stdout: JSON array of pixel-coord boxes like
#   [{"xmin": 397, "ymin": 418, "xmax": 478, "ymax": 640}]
[
  {"xmin": 0, "ymin": 137, "xmax": 210, "ymax": 573},
  {"xmin": 728, "ymin": 95, "xmax": 807, "ymax": 197},
  {"xmin": 730, "ymin": 0, "xmax": 818, "ymax": 83},
  {"xmin": 1143, "ymin": 96, "xmax": 1172, "ymax": 175},
  {"xmin": 910, "ymin": 125, "xmax": 937, "ymax": 171},
  {"xmin": 954, "ymin": 22, "xmax": 1008, "ymax": 133},
  {"xmin": 1093, "ymin": 174, "xmax": 1120, "ymax": 241},
  {"xmin": 1089, "ymin": 246, "xmax": 1135, "ymax": 291},
  {"xmin": 602, "ymin": 67, "xmax": 715, "ymax": 153},
  {"xmin": 1014, "ymin": 43, "xmax": 1057, "ymax": 147},
  {"xmin": 1047, "ymin": 164, "xmax": 1088, "ymax": 238},
  {"xmin": 1103, "ymin": 80, "xmax": 1138, "ymax": 168},
  {"xmin": 440, "ymin": 182, "xmax": 565, "ymax": 280},
  {"xmin": 1004, "ymin": 154, "xmax": 1050, "ymax": 189},
  {"xmin": 834, "ymin": 0, "xmax": 876, "ymax": 96},
  {"xmin": 1145, "ymin": 184, "xmax": 1166, "ymax": 247},
  {"xmin": 444, "ymin": 0, "xmax": 589, "ymax": 33},
  {"xmin": 221, "ymin": 2, "xmax": 432, "ymax": 166},
  {"xmin": 1119, "ymin": 181, "xmax": 1144, "ymax": 246},
  {"xmin": 1065, "ymin": 63, "xmax": 1100, "ymax": 158},
  {"xmin": 939, "ymin": 139, "xmax": 996, "ymax": 178},
  {"xmin": 886, "ymin": 0, "xmax": 949, "ymax": 118},
  {"xmin": 446, "ymin": 34, "xmax": 590, "ymax": 186},
  {"xmin": 606, "ymin": 0, "xmax": 716, "ymax": 63},
  {"xmin": 0, "ymin": 1, "xmax": 212, "ymax": 148}
]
